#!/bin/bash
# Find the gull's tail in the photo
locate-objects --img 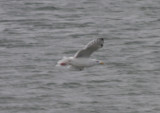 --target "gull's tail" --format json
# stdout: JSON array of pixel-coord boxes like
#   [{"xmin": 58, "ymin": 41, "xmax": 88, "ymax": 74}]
[{"xmin": 57, "ymin": 56, "xmax": 70, "ymax": 66}]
